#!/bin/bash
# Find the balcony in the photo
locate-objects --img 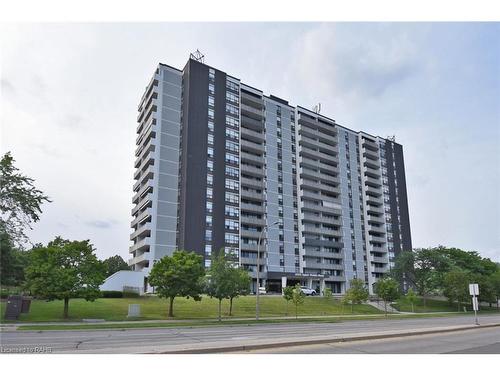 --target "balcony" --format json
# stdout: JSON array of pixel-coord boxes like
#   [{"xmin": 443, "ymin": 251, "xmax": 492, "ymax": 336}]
[
  {"xmin": 240, "ymin": 216, "xmax": 265, "ymax": 226},
  {"xmin": 370, "ymin": 255, "xmax": 388, "ymax": 263},
  {"xmin": 241, "ymin": 176, "xmax": 264, "ymax": 189},
  {"xmin": 129, "ymin": 237, "xmax": 151, "ymax": 254},
  {"xmin": 132, "ymin": 179, "xmax": 153, "ymax": 204},
  {"xmin": 241, "ymin": 115, "xmax": 264, "ymax": 131},
  {"xmin": 240, "ymin": 229, "xmax": 261, "ymax": 239},
  {"xmin": 241, "ymin": 151, "xmax": 264, "ymax": 165},
  {"xmin": 130, "ymin": 222, "xmax": 152, "ymax": 240},
  {"xmin": 298, "ymin": 115, "xmax": 337, "ymax": 137},
  {"xmin": 365, "ymin": 185, "xmax": 383, "ymax": 197},
  {"xmin": 363, "ymin": 157, "xmax": 380, "ymax": 170},
  {"xmin": 368, "ymin": 235, "xmax": 386, "ymax": 244},
  {"xmin": 367, "ymin": 215, "xmax": 385, "ymax": 225},
  {"xmin": 367, "ymin": 224, "xmax": 386, "ymax": 235},
  {"xmin": 299, "ymin": 135, "xmax": 338, "ymax": 156},
  {"xmin": 241, "ymin": 103, "xmax": 264, "ymax": 120},
  {"xmin": 363, "ymin": 148, "xmax": 379, "ymax": 160},
  {"xmin": 240, "ymin": 202, "xmax": 264, "ymax": 213},
  {"xmin": 240, "ymin": 189, "xmax": 264, "ymax": 201},
  {"xmin": 241, "ymin": 92, "xmax": 264, "ymax": 109},
  {"xmin": 300, "ymin": 168, "xmax": 338, "ymax": 184},
  {"xmin": 241, "ymin": 126, "xmax": 265, "ymax": 142},
  {"xmin": 131, "ymin": 207, "xmax": 152, "ymax": 228},
  {"xmin": 241, "ymin": 163, "xmax": 265, "ymax": 177},
  {"xmin": 366, "ymin": 194, "xmax": 384, "ymax": 206},
  {"xmin": 364, "ymin": 175, "xmax": 382, "ymax": 187},
  {"xmin": 128, "ymin": 252, "xmax": 150, "ymax": 266},
  {"xmin": 241, "ymin": 139, "xmax": 265, "ymax": 154},
  {"xmin": 299, "ymin": 126, "xmax": 338, "ymax": 147},
  {"xmin": 131, "ymin": 192, "xmax": 153, "ymax": 216}
]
